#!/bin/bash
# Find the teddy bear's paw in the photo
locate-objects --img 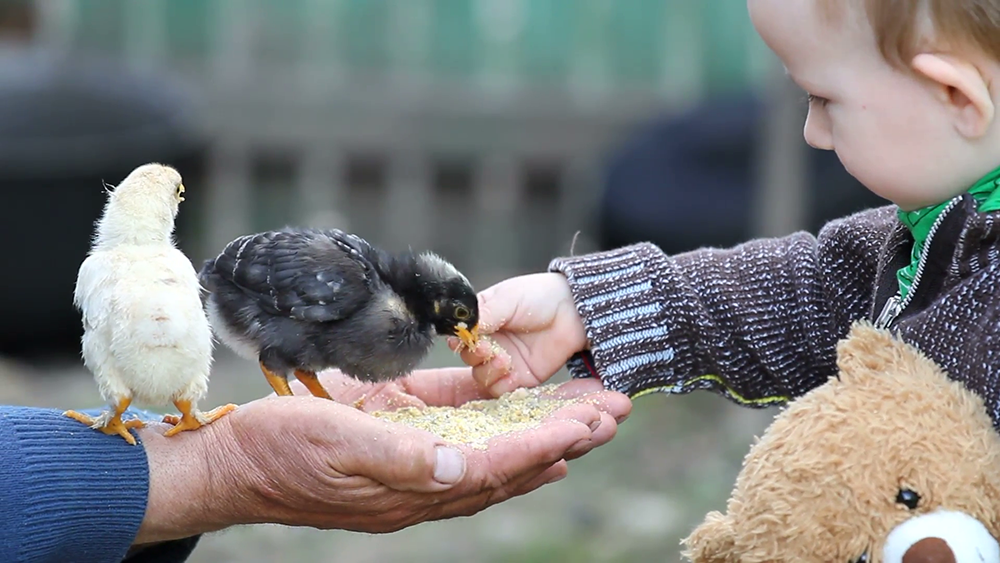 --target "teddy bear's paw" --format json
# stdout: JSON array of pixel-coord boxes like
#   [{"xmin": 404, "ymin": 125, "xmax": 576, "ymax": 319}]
[
  {"xmin": 682, "ymin": 511, "xmax": 738, "ymax": 563},
  {"xmin": 883, "ymin": 509, "xmax": 999, "ymax": 563}
]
